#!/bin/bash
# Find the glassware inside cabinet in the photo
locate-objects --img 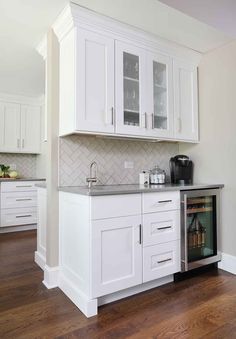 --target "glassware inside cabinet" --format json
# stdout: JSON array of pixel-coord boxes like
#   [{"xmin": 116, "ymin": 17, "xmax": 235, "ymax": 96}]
[
  {"xmin": 123, "ymin": 52, "xmax": 140, "ymax": 126},
  {"xmin": 153, "ymin": 61, "xmax": 168, "ymax": 130}
]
